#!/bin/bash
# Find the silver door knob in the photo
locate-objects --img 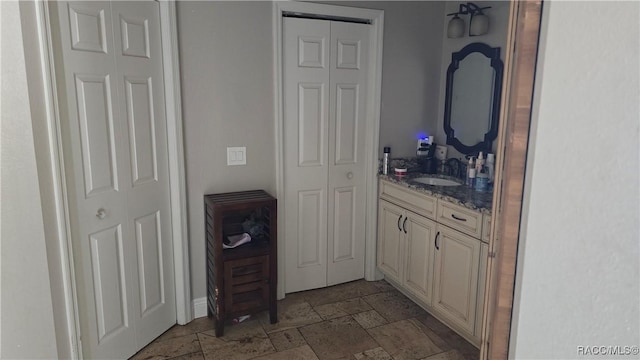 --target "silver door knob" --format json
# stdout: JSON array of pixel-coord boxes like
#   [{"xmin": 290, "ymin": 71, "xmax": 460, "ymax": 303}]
[
  {"xmin": 346, "ymin": 172, "xmax": 353, "ymax": 179},
  {"xmin": 96, "ymin": 208, "xmax": 107, "ymax": 219}
]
